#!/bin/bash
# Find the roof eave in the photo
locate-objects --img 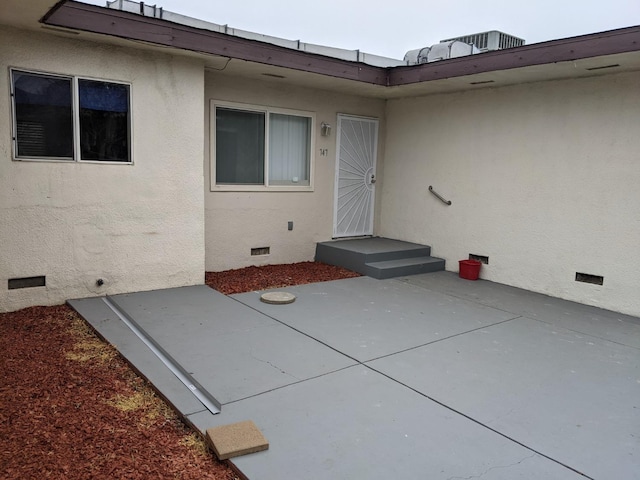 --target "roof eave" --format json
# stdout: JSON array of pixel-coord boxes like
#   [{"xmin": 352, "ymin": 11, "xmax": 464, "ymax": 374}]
[
  {"xmin": 389, "ymin": 25, "xmax": 640, "ymax": 86},
  {"xmin": 42, "ymin": 0, "xmax": 387, "ymax": 85},
  {"xmin": 42, "ymin": 1, "xmax": 640, "ymax": 88}
]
